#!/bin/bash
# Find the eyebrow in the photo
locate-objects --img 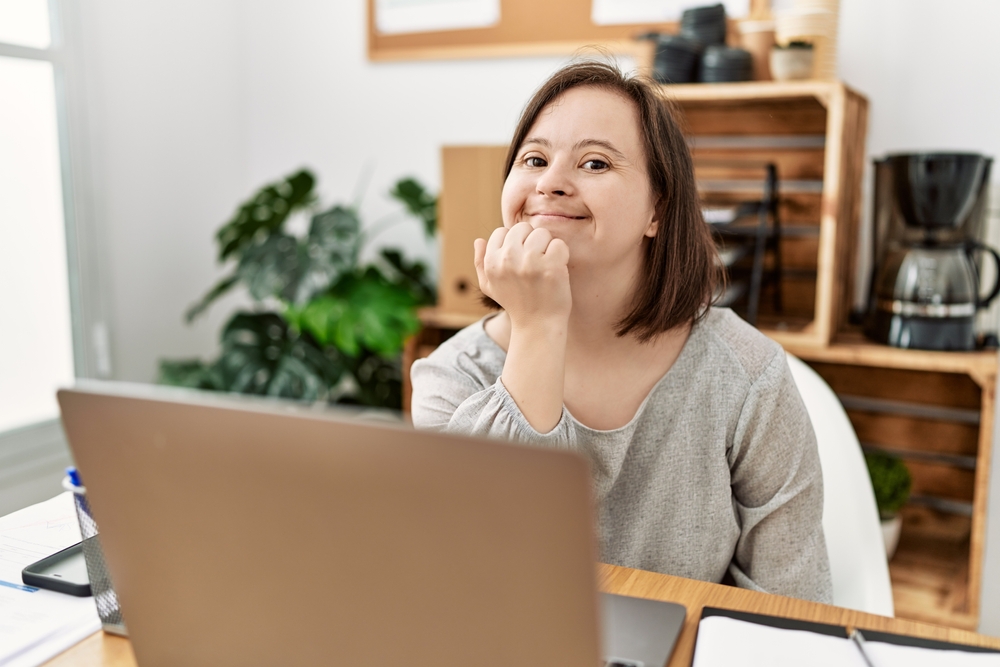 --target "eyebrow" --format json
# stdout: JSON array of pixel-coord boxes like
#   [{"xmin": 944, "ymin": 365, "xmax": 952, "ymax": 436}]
[{"xmin": 521, "ymin": 137, "xmax": 628, "ymax": 161}]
